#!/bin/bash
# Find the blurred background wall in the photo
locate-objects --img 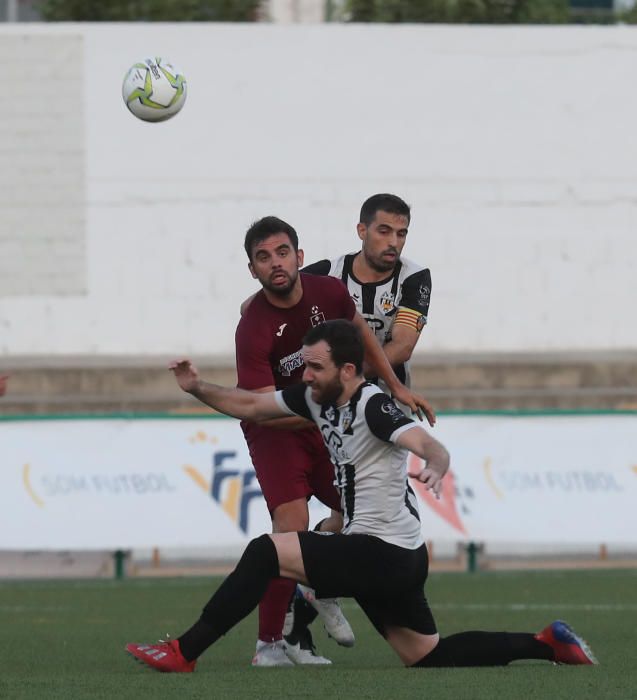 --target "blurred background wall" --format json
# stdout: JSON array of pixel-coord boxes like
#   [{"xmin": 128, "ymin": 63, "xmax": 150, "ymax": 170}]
[
  {"xmin": 0, "ymin": 23, "xmax": 635, "ymax": 360},
  {"xmin": 0, "ymin": 12, "xmax": 635, "ymax": 569}
]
